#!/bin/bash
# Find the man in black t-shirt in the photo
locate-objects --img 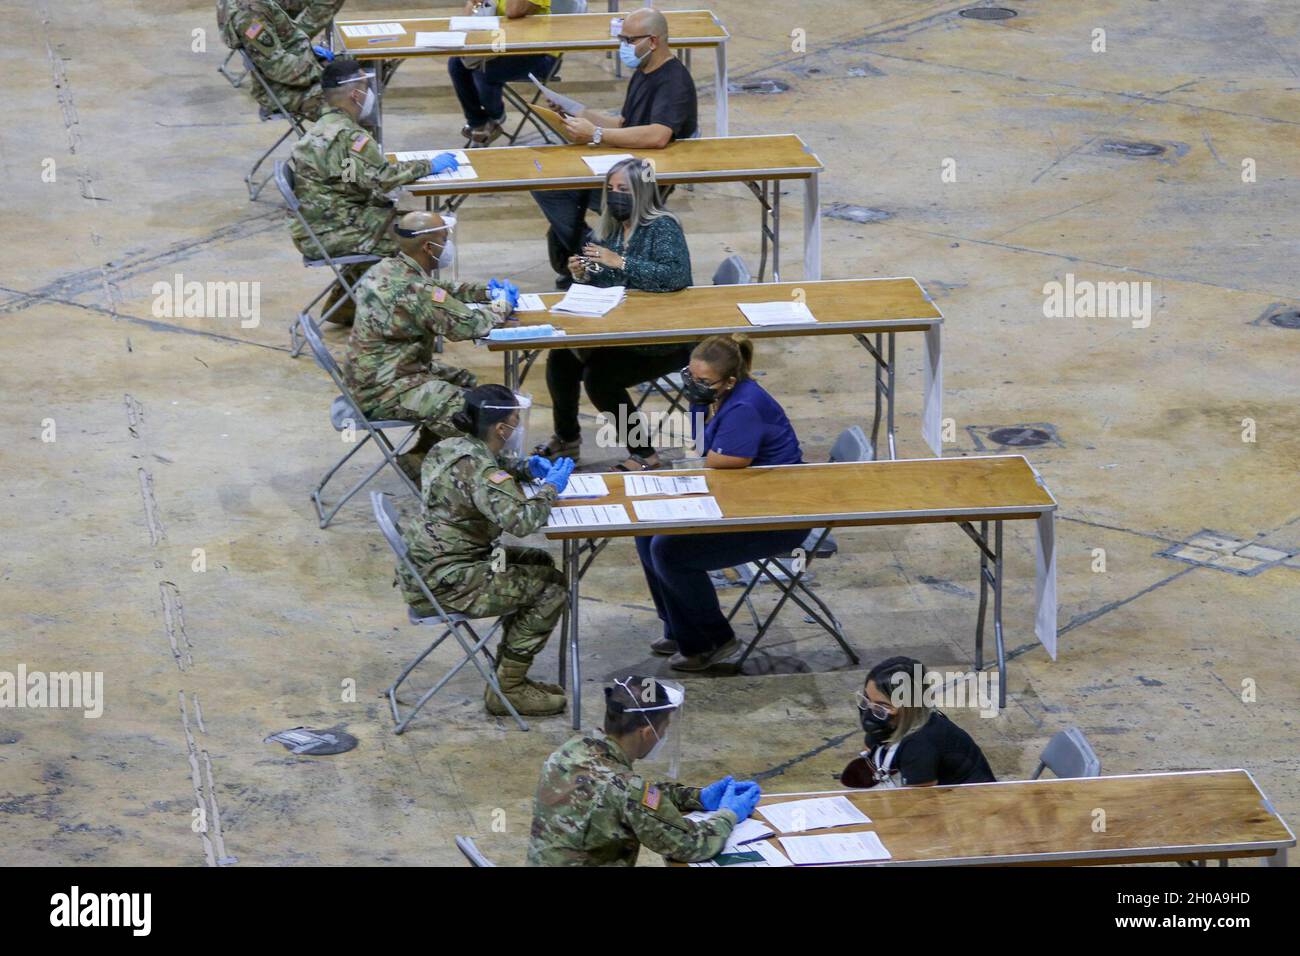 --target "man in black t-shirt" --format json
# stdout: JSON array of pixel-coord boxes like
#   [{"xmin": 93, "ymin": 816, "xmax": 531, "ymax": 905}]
[{"xmin": 532, "ymin": 7, "xmax": 698, "ymax": 287}]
